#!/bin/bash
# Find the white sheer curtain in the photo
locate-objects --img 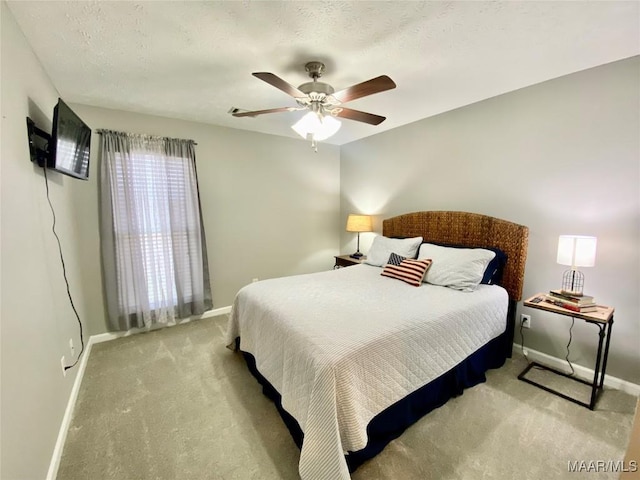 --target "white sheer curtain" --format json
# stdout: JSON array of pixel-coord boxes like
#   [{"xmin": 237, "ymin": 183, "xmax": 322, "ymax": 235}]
[{"xmin": 99, "ymin": 130, "xmax": 212, "ymax": 331}]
